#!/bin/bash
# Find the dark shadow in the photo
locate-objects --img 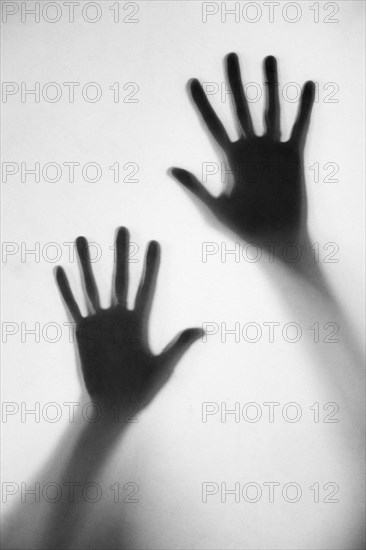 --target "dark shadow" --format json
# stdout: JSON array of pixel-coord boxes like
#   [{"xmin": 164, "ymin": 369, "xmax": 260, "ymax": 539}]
[{"xmin": 2, "ymin": 228, "xmax": 203, "ymax": 549}]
